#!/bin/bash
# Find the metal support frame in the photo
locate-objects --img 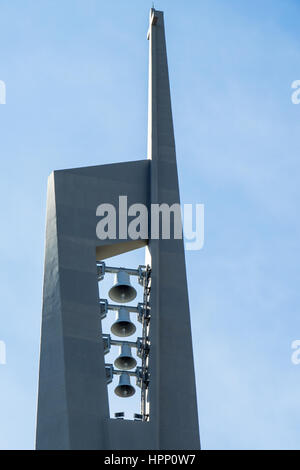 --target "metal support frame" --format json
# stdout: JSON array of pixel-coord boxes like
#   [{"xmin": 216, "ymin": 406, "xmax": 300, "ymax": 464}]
[
  {"xmin": 103, "ymin": 336, "xmax": 149, "ymax": 361},
  {"xmin": 100, "ymin": 300, "xmax": 149, "ymax": 324},
  {"xmin": 105, "ymin": 365, "xmax": 149, "ymax": 391},
  {"xmin": 140, "ymin": 265, "xmax": 151, "ymax": 421},
  {"xmin": 99, "ymin": 263, "xmax": 151, "ymax": 421},
  {"xmin": 97, "ymin": 262, "xmax": 147, "ymax": 286},
  {"xmin": 103, "ymin": 334, "xmax": 145, "ymax": 352}
]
